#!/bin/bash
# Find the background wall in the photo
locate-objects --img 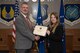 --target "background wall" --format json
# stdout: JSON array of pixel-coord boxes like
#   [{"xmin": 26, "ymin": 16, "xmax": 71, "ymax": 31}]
[{"xmin": 0, "ymin": 0, "xmax": 80, "ymax": 29}]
